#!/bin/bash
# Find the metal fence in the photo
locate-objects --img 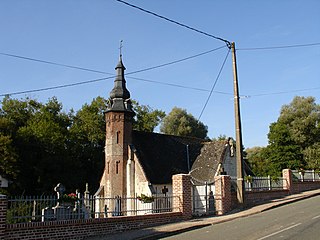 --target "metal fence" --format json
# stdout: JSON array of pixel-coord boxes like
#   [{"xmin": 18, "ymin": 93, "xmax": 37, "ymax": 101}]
[
  {"xmin": 6, "ymin": 195, "xmax": 177, "ymax": 224},
  {"xmin": 244, "ymin": 176, "xmax": 286, "ymax": 191},
  {"xmin": 231, "ymin": 176, "xmax": 287, "ymax": 192},
  {"xmin": 91, "ymin": 195, "xmax": 176, "ymax": 217},
  {"xmin": 292, "ymin": 170, "xmax": 320, "ymax": 182},
  {"xmin": 7, "ymin": 196, "xmax": 57, "ymax": 224}
]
